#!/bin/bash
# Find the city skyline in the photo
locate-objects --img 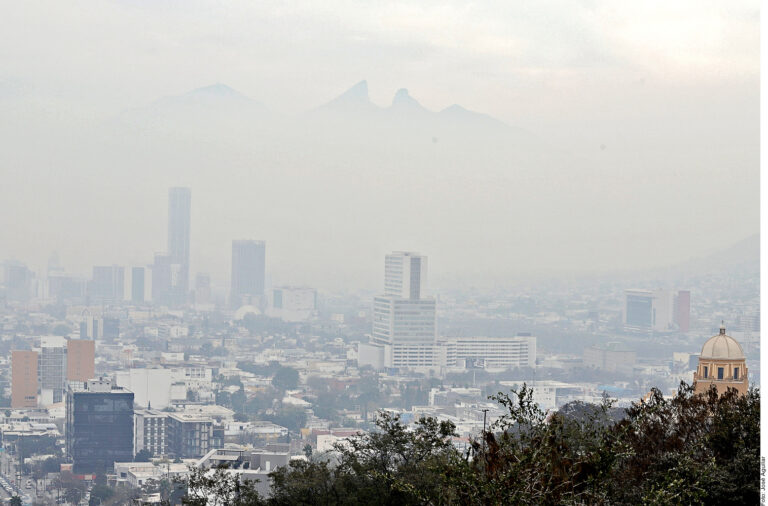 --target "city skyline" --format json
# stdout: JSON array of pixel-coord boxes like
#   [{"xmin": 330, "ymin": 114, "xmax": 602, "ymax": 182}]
[{"xmin": 0, "ymin": 3, "xmax": 759, "ymax": 503}]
